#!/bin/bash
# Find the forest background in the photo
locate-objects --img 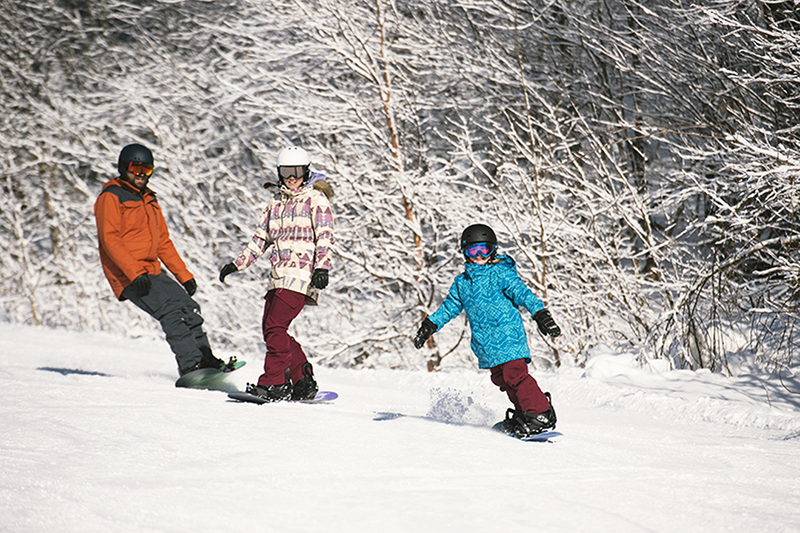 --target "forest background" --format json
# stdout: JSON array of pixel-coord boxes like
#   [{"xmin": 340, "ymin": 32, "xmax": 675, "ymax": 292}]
[{"xmin": 2, "ymin": 0, "xmax": 799, "ymax": 377}]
